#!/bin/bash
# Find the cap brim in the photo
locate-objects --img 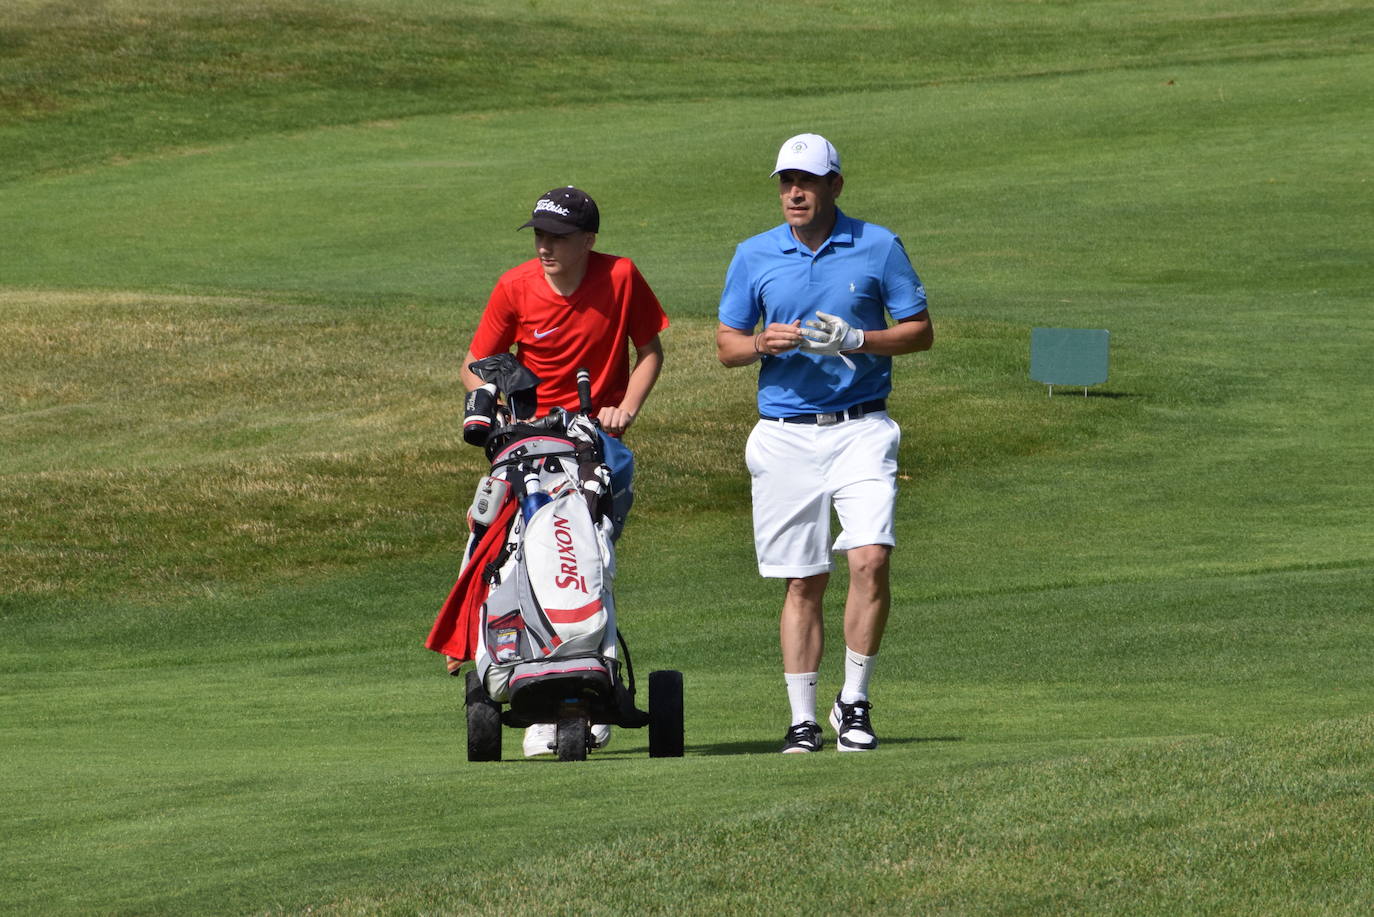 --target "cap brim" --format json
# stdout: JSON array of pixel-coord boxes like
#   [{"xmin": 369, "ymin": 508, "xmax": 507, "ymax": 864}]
[{"xmin": 519, "ymin": 215, "xmax": 586, "ymax": 233}]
